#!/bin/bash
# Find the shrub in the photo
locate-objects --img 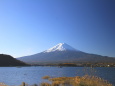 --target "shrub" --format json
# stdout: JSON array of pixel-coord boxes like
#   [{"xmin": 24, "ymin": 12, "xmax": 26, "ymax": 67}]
[
  {"xmin": 42, "ymin": 75, "xmax": 113, "ymax": 86},
  {"xmin": 42, "ymin": 76, "xmax": 50, "ymax": 79},
  {"xmin": 40, "ymin": 82, "xmax": 51, "ymax": 86}
]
